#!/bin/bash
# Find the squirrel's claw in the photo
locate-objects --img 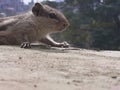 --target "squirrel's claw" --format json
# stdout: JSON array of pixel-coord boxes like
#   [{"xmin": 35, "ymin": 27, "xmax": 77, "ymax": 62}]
[
  {"xmin": 21, "ymin": 42, "xmax": 31, "ymax": 48},
  {"xmin": 59, "ymin": 41, "xmax": 70, "ymax": 48}
]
